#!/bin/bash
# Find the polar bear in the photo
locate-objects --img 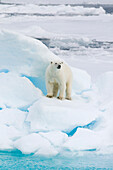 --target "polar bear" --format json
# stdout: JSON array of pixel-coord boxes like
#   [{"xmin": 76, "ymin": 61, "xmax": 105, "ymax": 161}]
[{"xmin": 45, "ymin": 61, "xmax": 73, "ymax": 100}]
